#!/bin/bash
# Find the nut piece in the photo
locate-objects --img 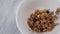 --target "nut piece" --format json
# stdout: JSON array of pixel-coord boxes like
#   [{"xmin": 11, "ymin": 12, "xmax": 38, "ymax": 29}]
[
  {"xmin": 56, "ymin": 8, "xmax": 60, "ymax": 15},
  {"xmin": 33, "ymin": 27, "xmax": 37, "ymax": 31}
]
